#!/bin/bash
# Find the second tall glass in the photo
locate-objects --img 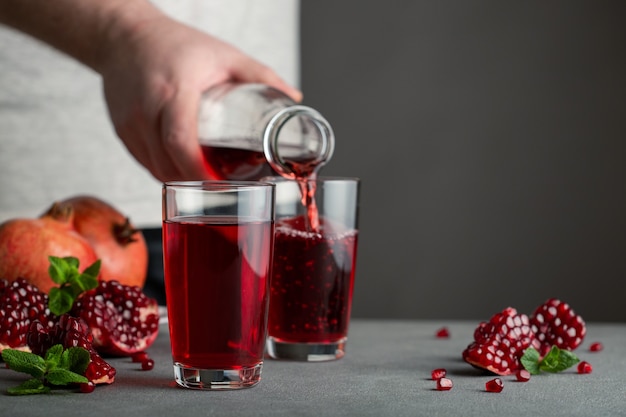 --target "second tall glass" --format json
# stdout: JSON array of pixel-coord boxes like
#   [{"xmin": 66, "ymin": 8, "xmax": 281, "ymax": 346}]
[{"xmin": 264, "ymin": 177, "xmax": 360, "ymax": 361}]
